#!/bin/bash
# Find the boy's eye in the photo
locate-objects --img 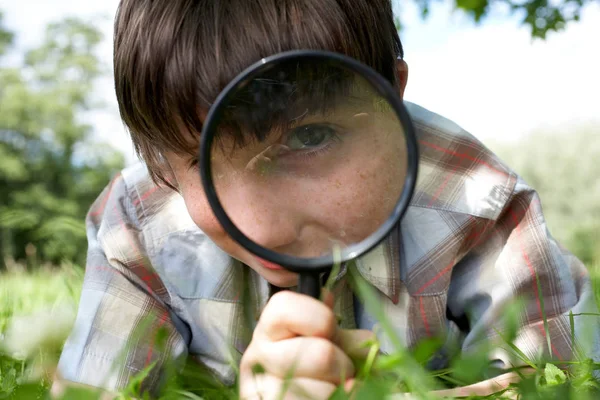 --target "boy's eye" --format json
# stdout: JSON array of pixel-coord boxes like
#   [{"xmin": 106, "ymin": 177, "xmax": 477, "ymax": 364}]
[{"xmin": 285, "ymin": 124, "xmax": 335, "ymax": 150}]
